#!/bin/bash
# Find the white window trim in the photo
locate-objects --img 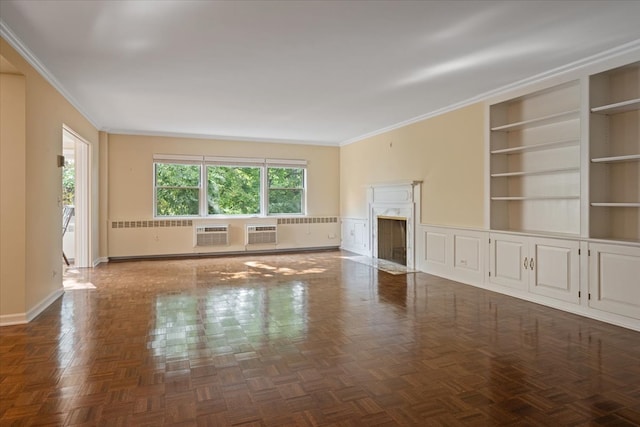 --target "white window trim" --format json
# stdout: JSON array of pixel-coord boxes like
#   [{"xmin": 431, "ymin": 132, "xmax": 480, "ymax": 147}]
[
  {"xmin": 154, "ymin": 155, "xmax": 308, "ymax": 218},
  {"xmin": 153, "ymin": 160, "xmax": 203, "ymax": 217}
]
